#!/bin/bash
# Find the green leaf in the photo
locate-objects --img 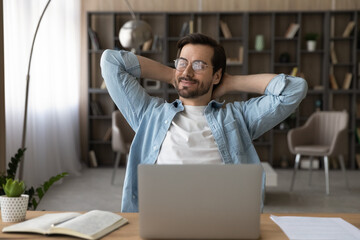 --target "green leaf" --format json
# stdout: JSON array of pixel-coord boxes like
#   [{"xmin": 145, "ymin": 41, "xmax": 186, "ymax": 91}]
[
  {"xmin": 32, "ymin": 199, "xmax": 38, "ymax": 210},
  {"xmin": 27, "ymin": 172, "xmax": 68, "ymax": 210},
  {"xmin": 36, "ymin": 187, "xmax": 44, "ymax": 199},
  {"xmin": 3, "ymin": 179, "xmax": 25, "ymax": 197},
  {"xmin": 6, "ymin": 148, "xmax": 26, "ymax": 179}
]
